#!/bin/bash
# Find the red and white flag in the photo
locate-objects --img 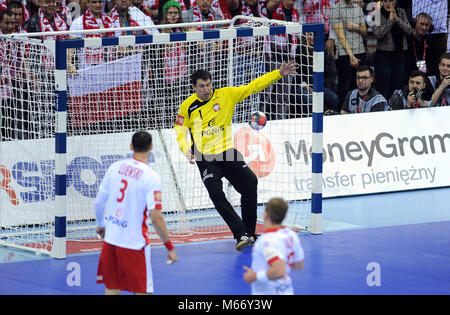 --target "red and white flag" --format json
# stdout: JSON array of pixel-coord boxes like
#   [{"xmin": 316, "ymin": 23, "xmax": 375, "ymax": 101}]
[{"xmin": 68, "ymin": 54, "xmax": 142, "ymax": 127}]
